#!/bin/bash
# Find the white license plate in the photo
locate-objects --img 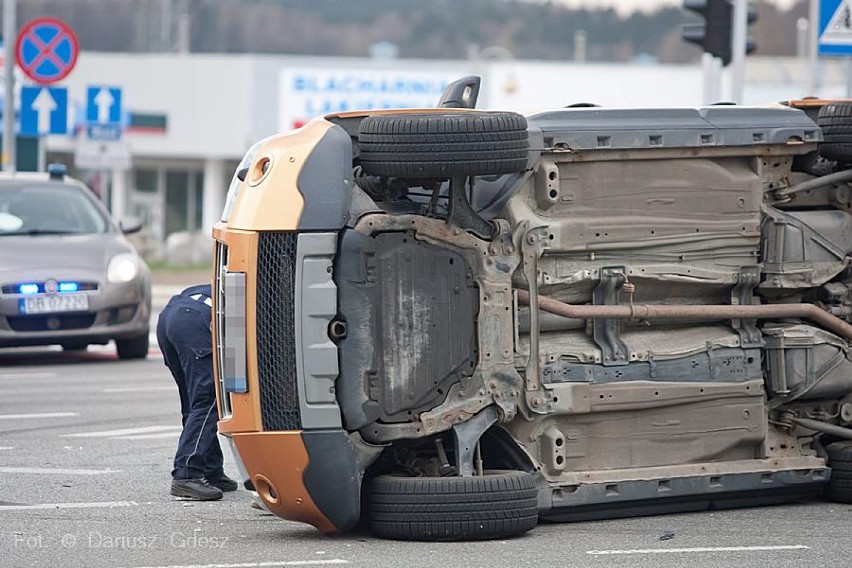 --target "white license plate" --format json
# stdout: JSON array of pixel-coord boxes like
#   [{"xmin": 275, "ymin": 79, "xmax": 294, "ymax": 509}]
[{"xmin": 20, "ymin": 294, "xmax": 89, "ymax": 315}]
